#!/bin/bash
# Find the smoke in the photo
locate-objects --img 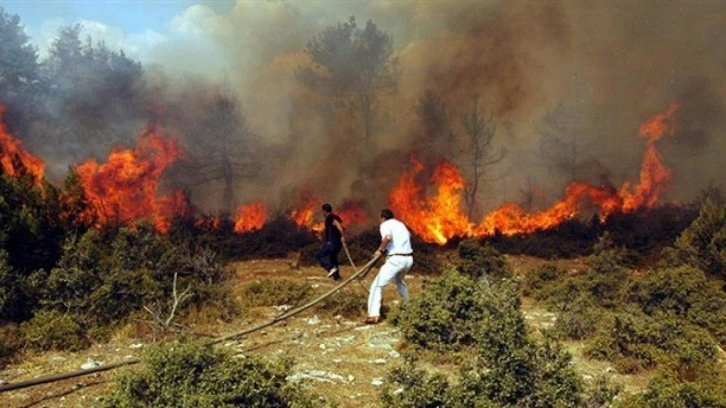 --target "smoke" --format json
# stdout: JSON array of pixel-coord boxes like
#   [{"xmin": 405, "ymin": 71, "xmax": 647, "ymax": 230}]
[{"xmin": 9, "ymin": 0, "xmax": 726, "ymax": 216}]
